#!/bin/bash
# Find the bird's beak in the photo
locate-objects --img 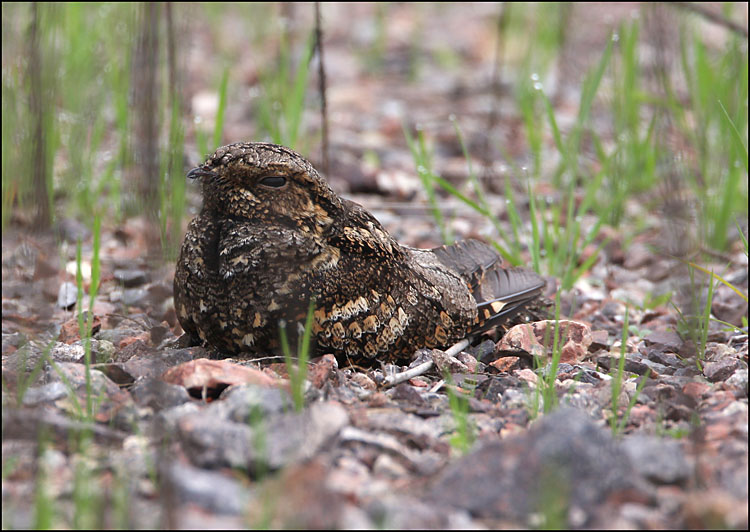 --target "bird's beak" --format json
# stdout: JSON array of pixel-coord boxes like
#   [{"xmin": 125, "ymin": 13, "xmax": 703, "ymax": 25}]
[{"xmin": 187, "ymin": 166, "xmax": 216, "ymax": 180}]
